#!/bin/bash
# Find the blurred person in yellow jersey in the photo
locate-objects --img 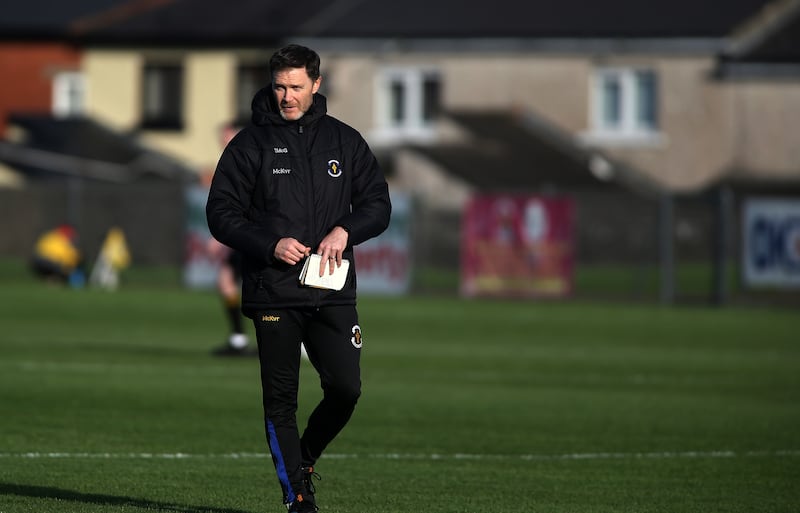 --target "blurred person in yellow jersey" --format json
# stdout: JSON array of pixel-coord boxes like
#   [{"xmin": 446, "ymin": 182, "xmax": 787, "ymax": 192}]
[
  {"xmin": 89, "ymin": 227, "xmax": 131, "ymax": 290},
  {"xmin": 30, "ymin": 224, "xmax": 85, "ymax": 287}
]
